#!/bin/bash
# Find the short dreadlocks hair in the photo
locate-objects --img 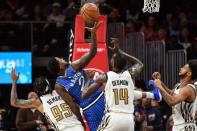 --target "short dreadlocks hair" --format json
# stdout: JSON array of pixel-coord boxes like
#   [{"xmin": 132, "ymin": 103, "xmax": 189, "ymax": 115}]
[
  {"xmin": 33, "ymin": 76, "xmax": 52, "ymax": 96},
  {"xmin": 188, "ymin": 59, "xmax": 197, "ymax": 80},
  {"xmin": 47, "ymin": 58, "xmax": 60, "ymax": 75},
  {"xmin": 112, "ymin": 53, "xmax": 127, "ymax": 72}
]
